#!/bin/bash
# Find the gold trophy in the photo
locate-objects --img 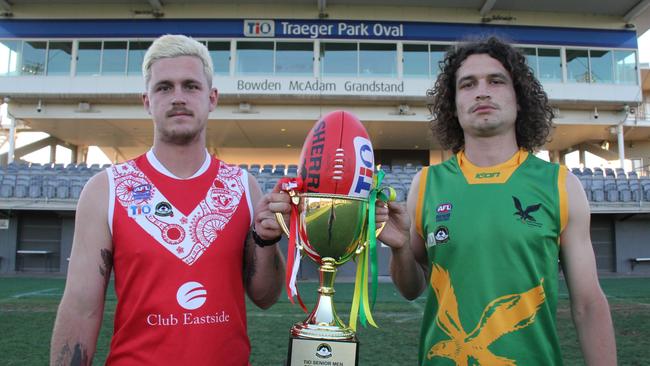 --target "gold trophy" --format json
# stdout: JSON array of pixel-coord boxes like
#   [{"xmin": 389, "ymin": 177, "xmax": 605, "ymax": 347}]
[
  {"xmin": 276, "ymin": 193, "xmax": 369, "ymax": 365},
  {"xmin": 275, "ymin": 110, "xmax": 392, "ymax": 366}
]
